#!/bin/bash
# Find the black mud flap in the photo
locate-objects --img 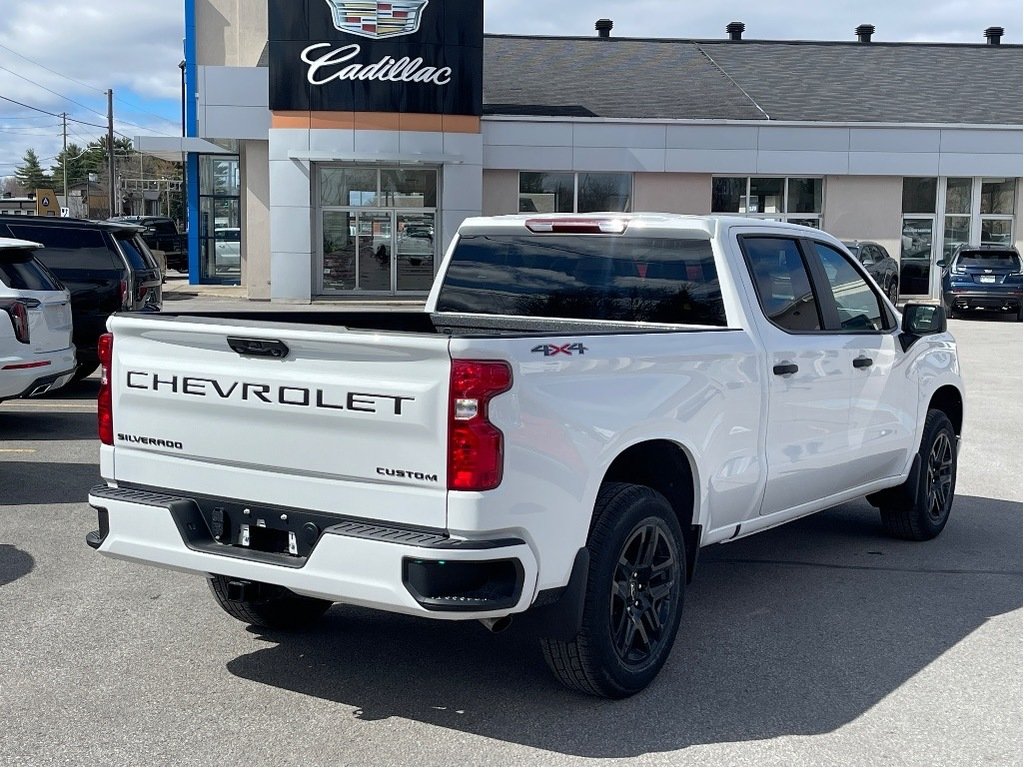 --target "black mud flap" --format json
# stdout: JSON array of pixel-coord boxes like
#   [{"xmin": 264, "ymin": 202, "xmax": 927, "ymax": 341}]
[
  {"xmin": 517, "ymin": 547, "xmax": 589, "ymax": 641},
  {"xmin": 867, "ymin": 455, "xmax": 922, "ymax": 511}
]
